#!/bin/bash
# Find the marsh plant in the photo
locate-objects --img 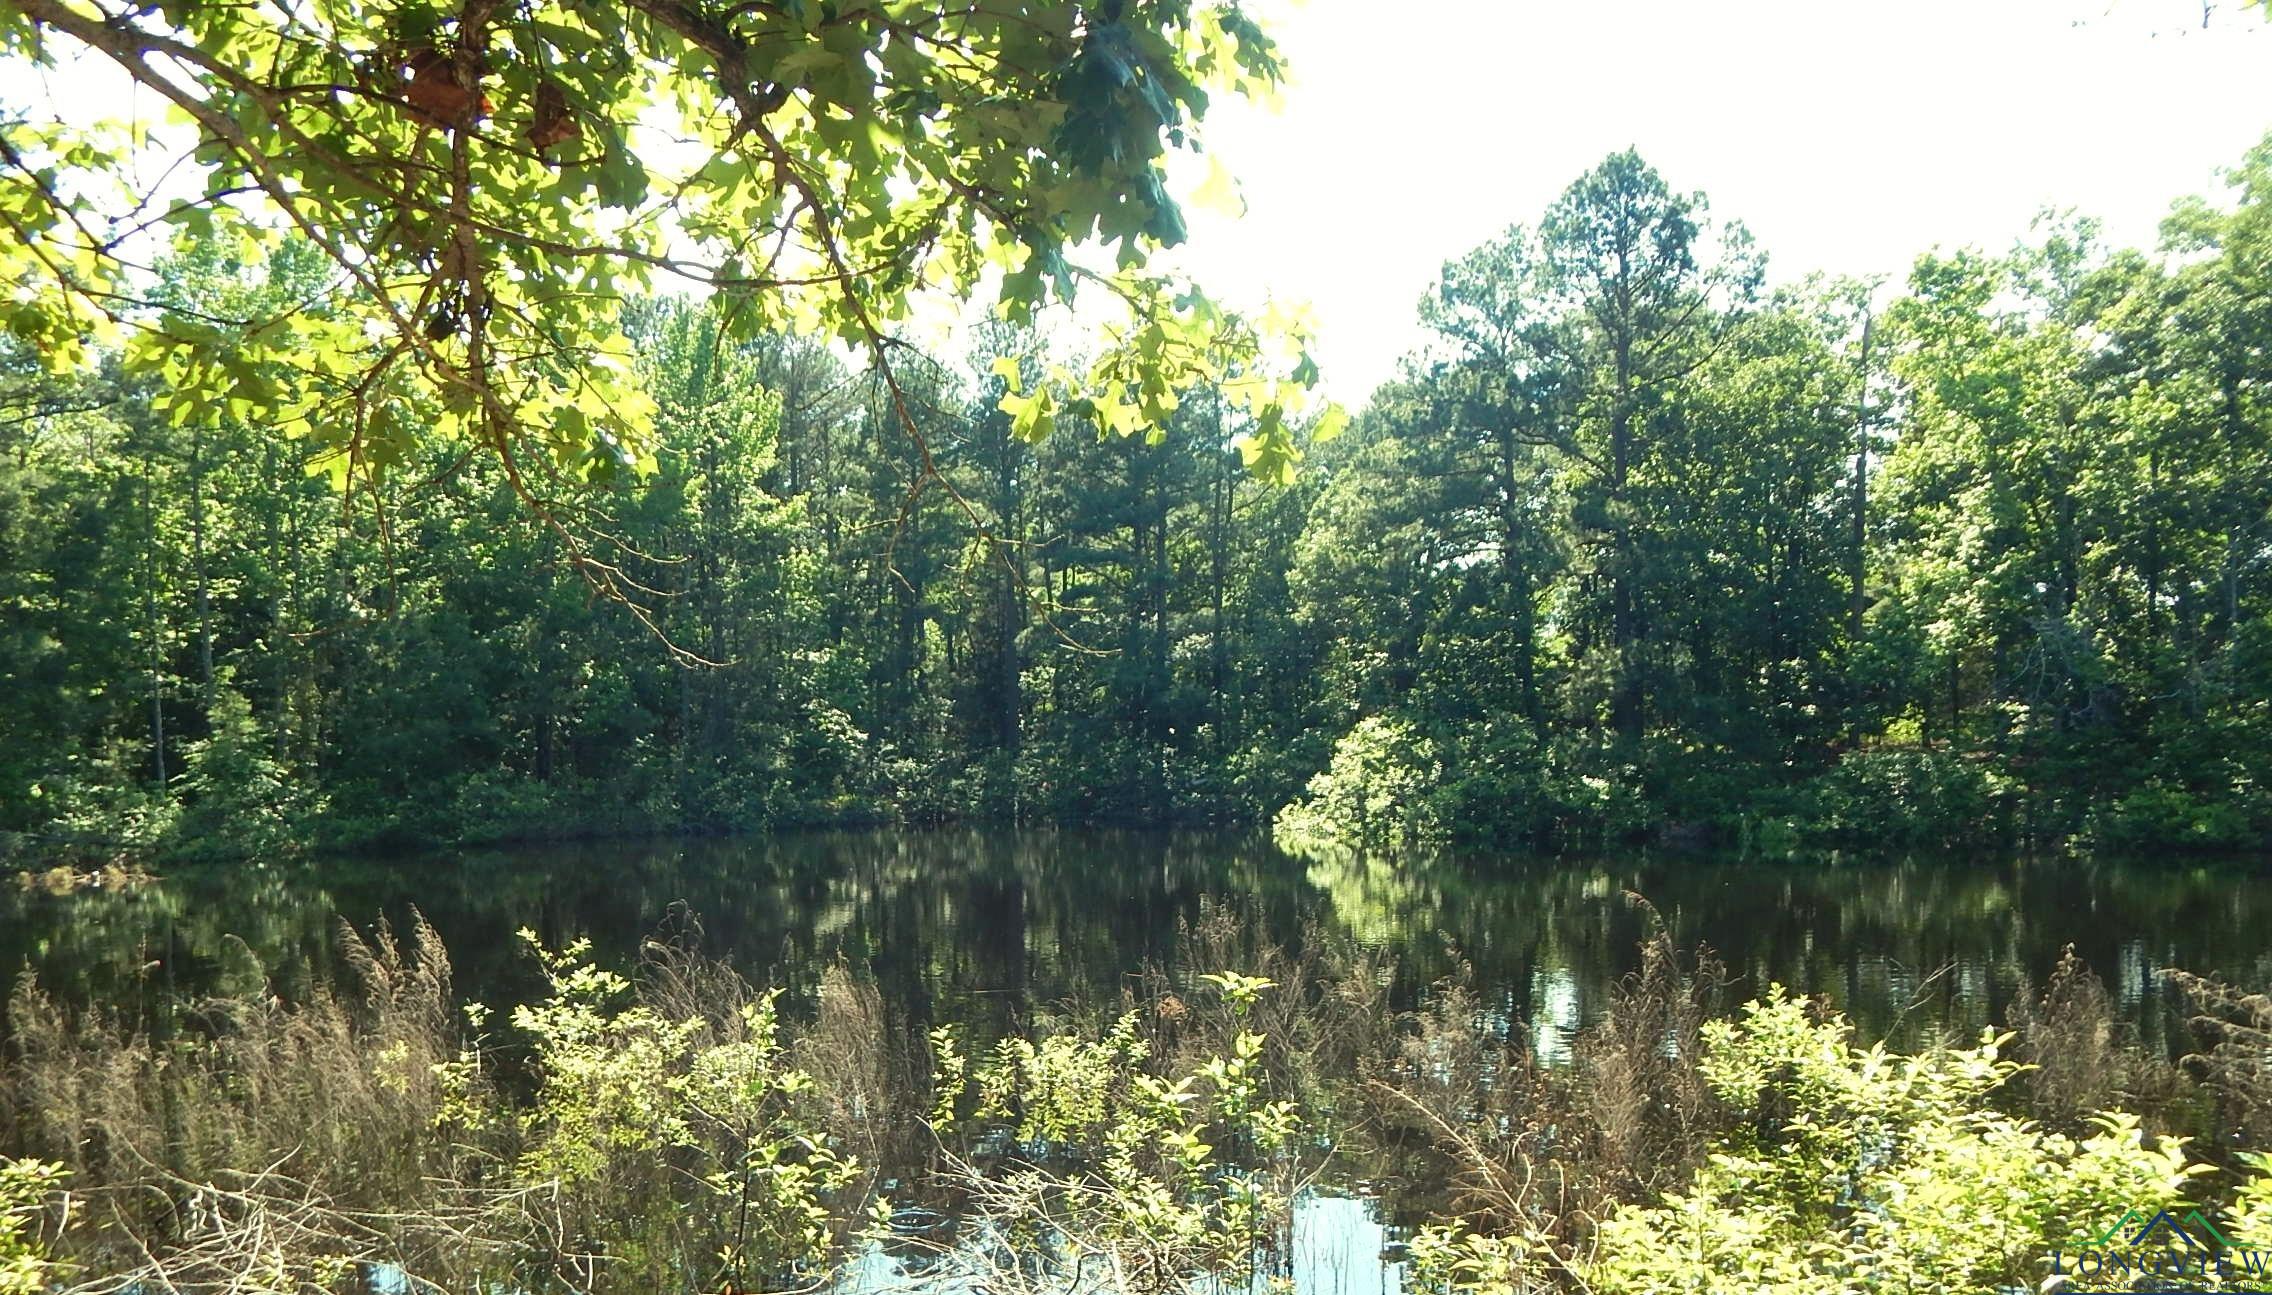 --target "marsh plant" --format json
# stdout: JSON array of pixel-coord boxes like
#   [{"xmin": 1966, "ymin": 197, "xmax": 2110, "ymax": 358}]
[
  {"xmin": 1404, "ymin": 990, "xmax": 2272, "ymax": 1294},
  {"xmin": 3, "ymin": 915, "xmax": 872, "ymax": 1295},
  {"xmin": 3, "ymin": 913, "xmax": 2271, "ymax": 1295},
  {"xmin": 911, "ymin": 971, "xmax": 1308, "ymax": 1293},
  {"xmin": 0, "ymin": 916, "xmax": 1329, "ymax": 1295}
]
